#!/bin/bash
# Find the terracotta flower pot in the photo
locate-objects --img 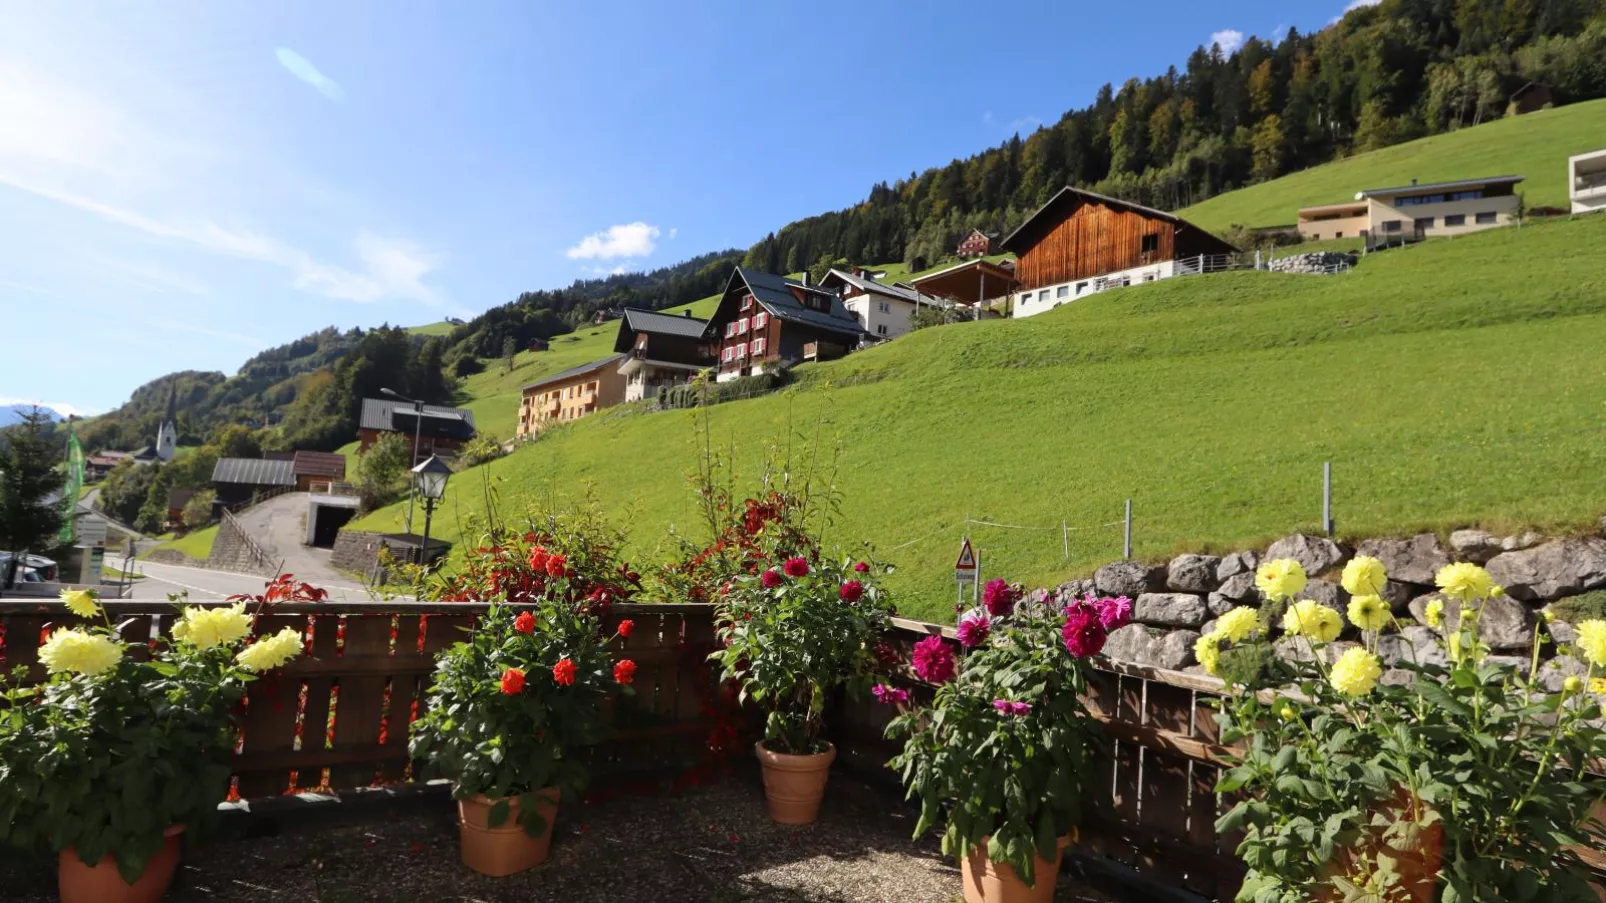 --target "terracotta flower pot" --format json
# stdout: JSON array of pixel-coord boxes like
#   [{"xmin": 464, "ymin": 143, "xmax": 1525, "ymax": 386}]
[
  {"xmin": 59, "ymin": 824, "xmax": 186, "ymax": 903},
  {"xmin": 457, "ymin": 789, "xmax": 559, "ymax": 877},
  {"xmin": 754, "ymin": 740, "xmax": 836, "ymax": 825},
  {"xmin": 961, "ymin": 833, "xmax": 1073, "ymax": 903}
]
